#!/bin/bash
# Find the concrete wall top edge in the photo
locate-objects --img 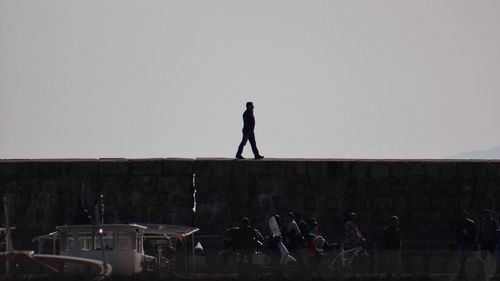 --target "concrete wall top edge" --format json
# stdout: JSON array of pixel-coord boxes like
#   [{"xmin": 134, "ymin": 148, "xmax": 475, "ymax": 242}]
[
  {"xmin": 0, "ymin": 158, "xmax": 196, "ymax": 163},
  {"xmin": 194, "ymin": 158, "xmax": 500, "ymax": 163},
  {"xmin": 1, "ymin": 158, "xmax": 499, "ymax": 163}
]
